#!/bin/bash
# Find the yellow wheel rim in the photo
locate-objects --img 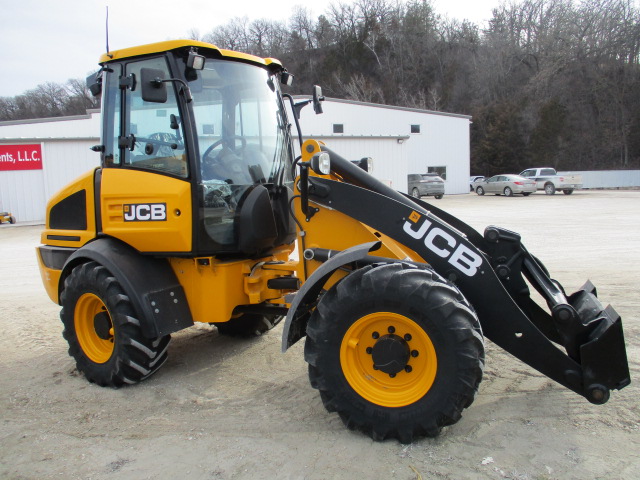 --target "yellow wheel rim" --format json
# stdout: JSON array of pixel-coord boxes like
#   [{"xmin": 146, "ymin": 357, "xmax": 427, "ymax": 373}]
[
  {"xmin": 340, "ymin": 312, "xmax": 437, "ymax": 408},
  {"xmin": 74, "ymin": 293, "xmax": 115, "ymax": 364}
]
